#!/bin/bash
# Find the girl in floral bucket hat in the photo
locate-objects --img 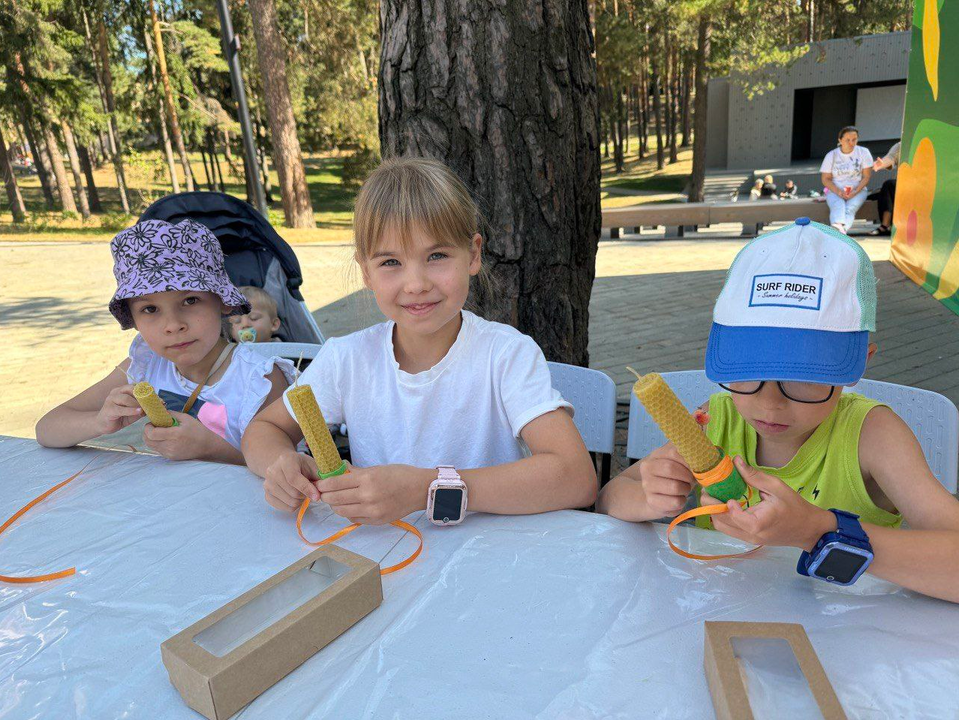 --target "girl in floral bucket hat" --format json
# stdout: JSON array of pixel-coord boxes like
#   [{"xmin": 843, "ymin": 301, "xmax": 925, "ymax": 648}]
[{"xmin": 36, "ymin": 219, "xmax": 297, "ymax": 464}]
